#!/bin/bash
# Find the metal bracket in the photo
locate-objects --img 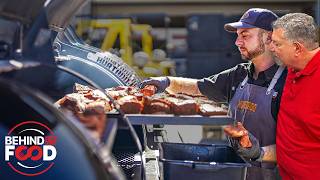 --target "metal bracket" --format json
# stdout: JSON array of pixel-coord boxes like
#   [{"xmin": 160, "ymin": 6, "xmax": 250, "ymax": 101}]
[{"xmin": 145, "ymin": 125, "xmax": 167, "ymax": 150}]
